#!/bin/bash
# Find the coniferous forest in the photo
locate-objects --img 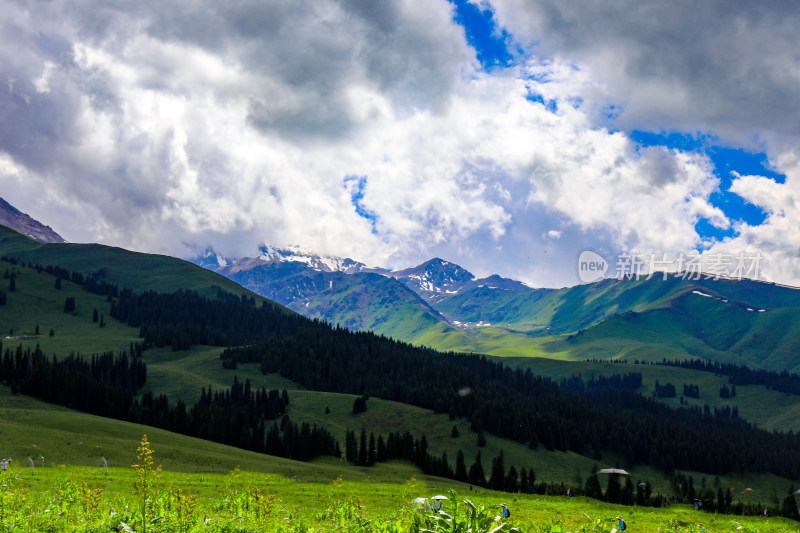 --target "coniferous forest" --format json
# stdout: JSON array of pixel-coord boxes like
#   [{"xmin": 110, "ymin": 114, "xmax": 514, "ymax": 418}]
[
  {"xmin": 102, "ymin": 285, "xmax": 800, "ymax": 479},
  {"xmin": 5, "ymin": 257, "xmax": 800, "ymax": 511}
]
